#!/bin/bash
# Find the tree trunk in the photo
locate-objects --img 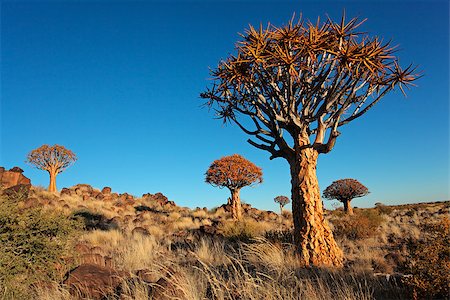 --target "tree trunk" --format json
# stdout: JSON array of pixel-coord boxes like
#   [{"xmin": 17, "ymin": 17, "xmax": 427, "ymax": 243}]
[
  {"xmin": 230, "ymin": 189, "xmax": 242, "ymax": 220},
  {"xmin": 280, "ymin": 204, "xmax": 283, "ymax": 215},
  {"xmin": 48, "ymin": 170, "xmax": 57, "ymax": 192},
  {"xmin": 289, "ymin": 133, "xmax": 343, "ymax": 267},
  {"xmin": 343, "ymin": 199, "xmax": 353, "ymax": 215}
]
